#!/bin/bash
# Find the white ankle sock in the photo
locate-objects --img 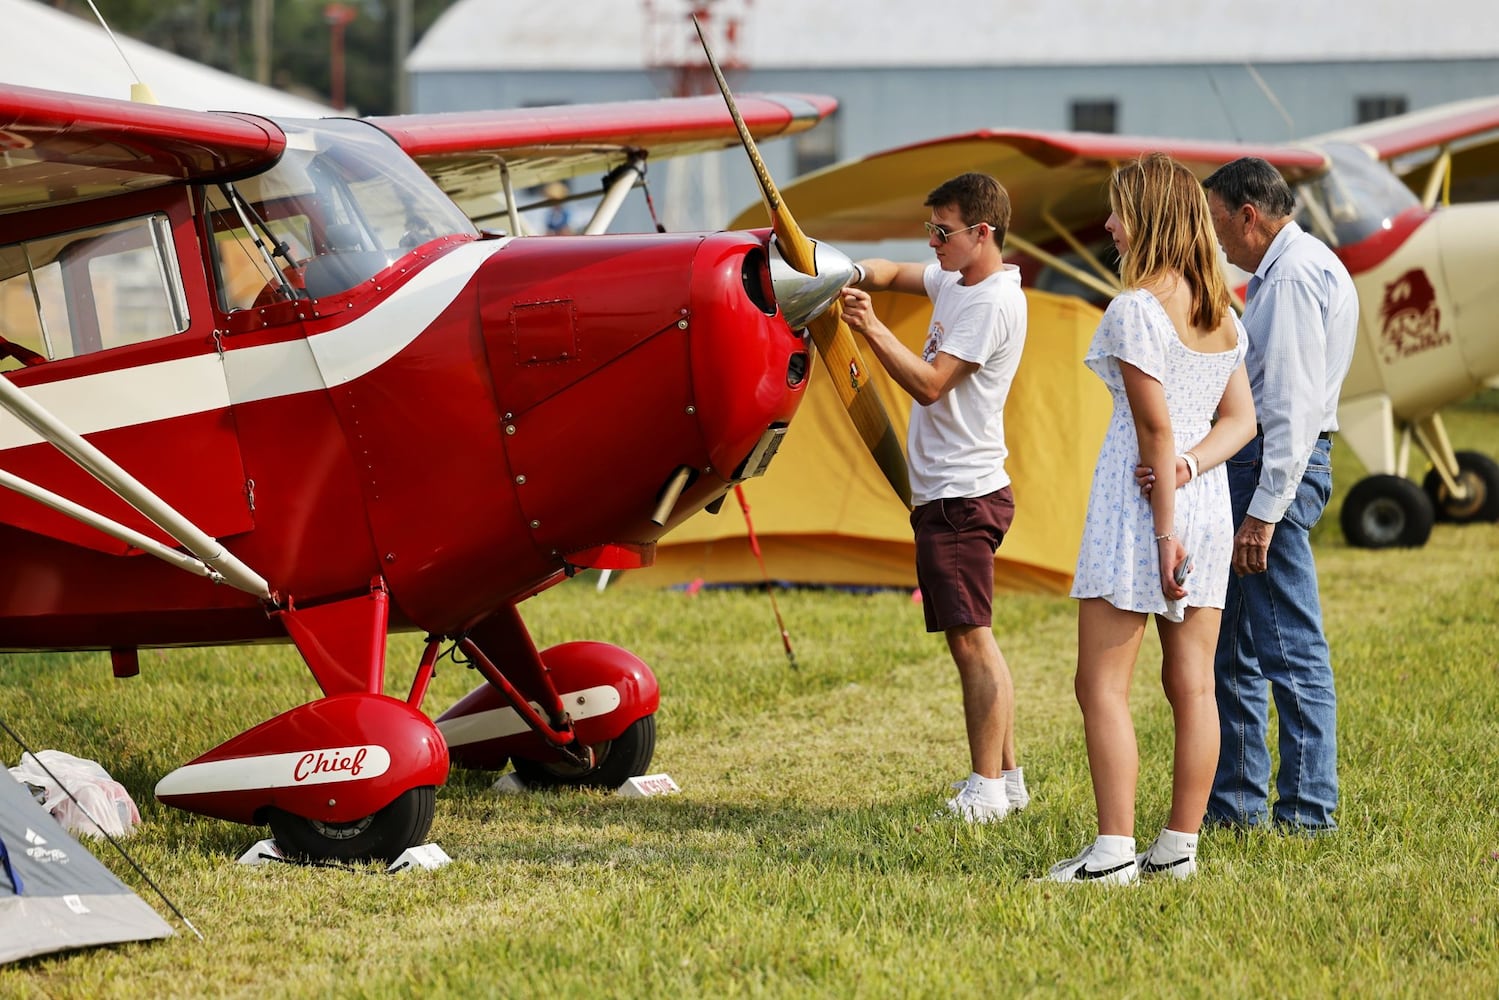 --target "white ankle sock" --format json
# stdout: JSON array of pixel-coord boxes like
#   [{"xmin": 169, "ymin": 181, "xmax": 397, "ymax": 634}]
[
  {"xmin": 1094, "ymin": 834, "xmax": 1136, "ymax": 860},
  {"xmin": 1154, "ymin": 828, "xmax": 1198, "ymax": 857},
  {"xmin": 967, "ymin": 772, "xmax": 1006, "ymax": 801}
]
